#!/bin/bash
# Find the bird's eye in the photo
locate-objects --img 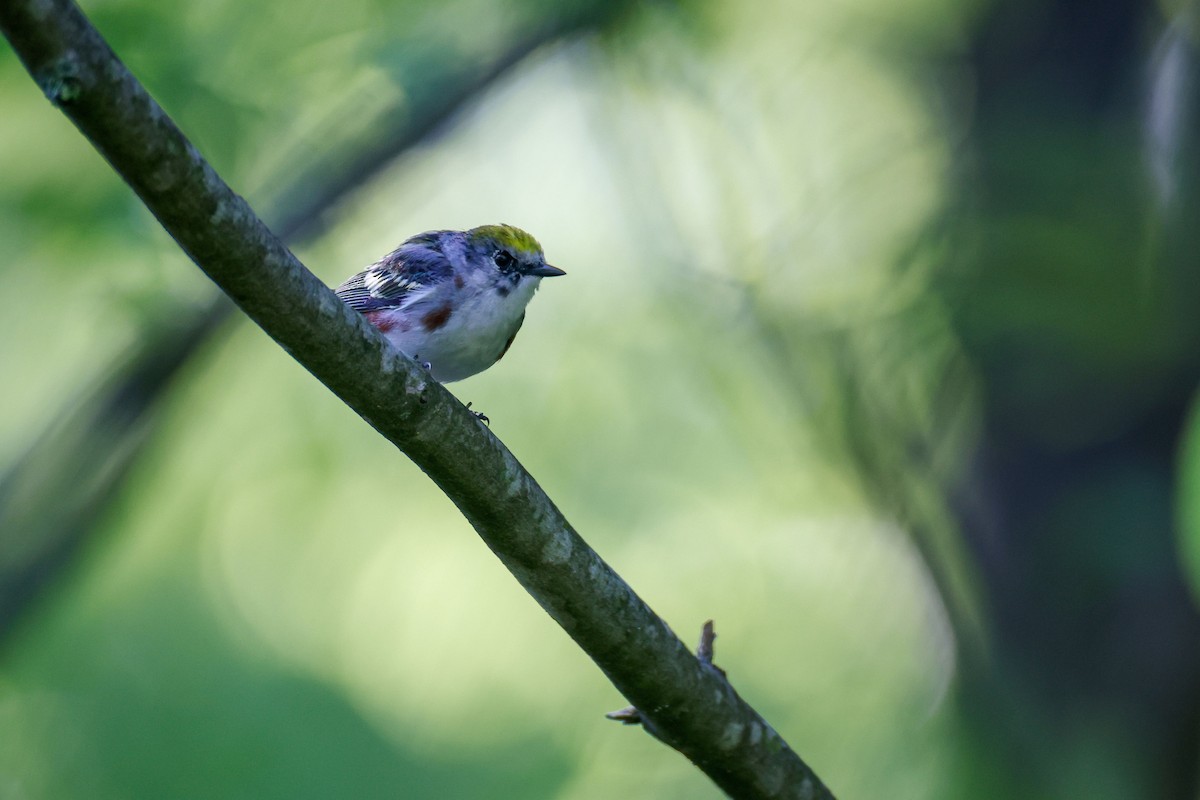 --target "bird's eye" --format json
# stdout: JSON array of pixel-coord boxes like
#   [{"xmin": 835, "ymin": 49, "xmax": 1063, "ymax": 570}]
[{"xmin": 493, "ymin": 250, "xmax": 515, "ymax": 270}]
